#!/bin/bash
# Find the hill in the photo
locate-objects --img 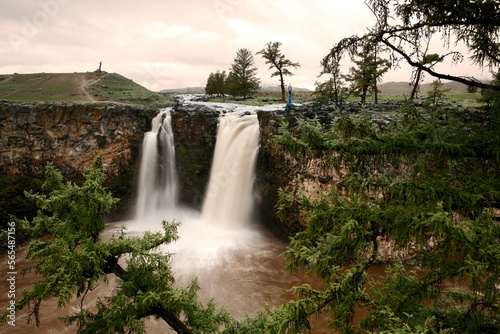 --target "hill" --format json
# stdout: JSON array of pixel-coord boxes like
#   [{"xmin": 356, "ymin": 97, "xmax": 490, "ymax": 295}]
[
  {"xmin": 0, "ymin": 72, "xmax": 170, "ymax": 104},
  {"xmin": 379, "ymin": 81, "xmax": 471, "ymax": 95},
  {"xmin": 163, "ymin": 82, "xmax": 468, "ymax": 95},
  {"xmin": 259, "ymin": 85, "xmax": 312, "ymax": 92}
]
